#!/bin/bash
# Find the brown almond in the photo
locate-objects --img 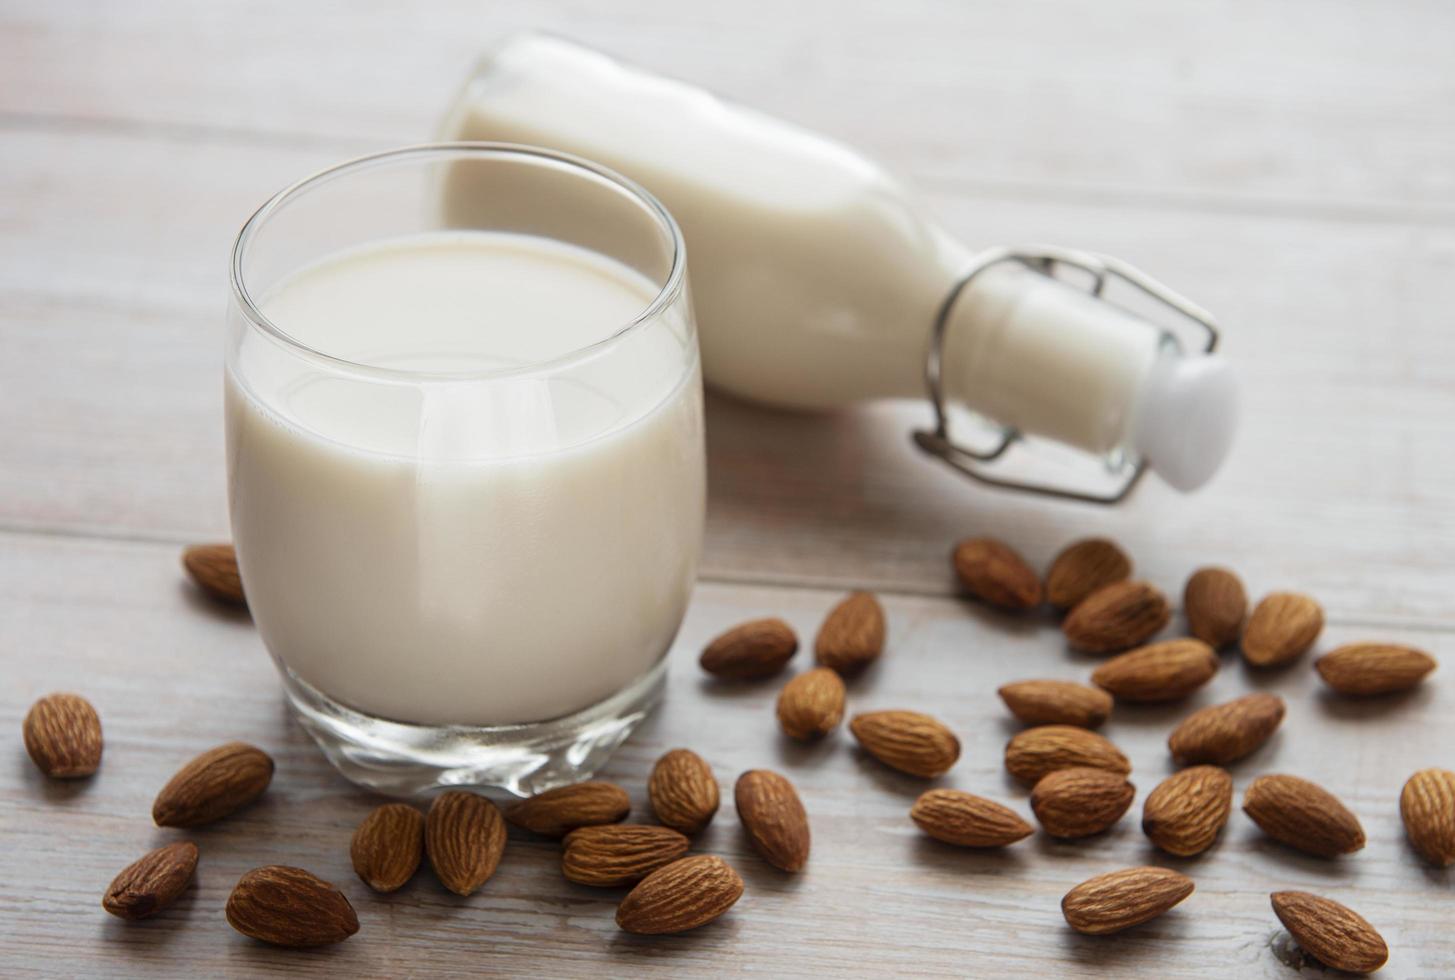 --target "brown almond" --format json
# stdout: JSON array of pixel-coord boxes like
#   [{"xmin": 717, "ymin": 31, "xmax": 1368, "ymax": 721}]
[
  {"xmin": 1045, "ymin": 538, "xmax": 1132, "ymax": 610},
  {"xmin": 350, "ymin": 802, "xmax": 425, "ymax": 893},
  {"xmin": 1030, "ymin": 767, "xmax": 1135, "ymax": 838},
  {"xmin": 1242, "ymin": 591, "xmax": 1323, "ymax": 667},
  {"xmin": 562, "ymin": 824, "xmax": 691, "ymax": 887},
  {"xmin": 23, "ymin": 692, "xmax": 102, "ymax": 778},
  {"xmin": 1091, "ymin": 639, "xmax": 1219, "ymax": 702},
  {"xmin": 615, "ymin": 855, "xmax": 744, "ymax": 934},
  {"xmin": 814, "ymin": 591, "xmax": 886, "ymax": 674},
  {"xmin": 225, "ymin": 865, "xmax": 358, "ymax": 947},
  {"xmin": 849, "ymin": 710, "xmax": 960, "ymax": 778},
  {"xmin": 1243, "ymin": 774, "xmax": 1365, "ymax": 857},
  {"xmin": 504, "ymin": 780, "xmax": 630, "ymax": 838},
  {"xmin": 1183, "ymin": 566, "xmax": 1246, "ymax": 648},
  {"xmin": 152, "ymin": 741, "xmax": 273, "ymax": 828},
  {"xmin": 1315, "ymin": 643, "xmax": 1436, "ymax": 696},
  {"xmin": 1168, "ymin": 692, "xmax": 1285, "ymax": 765},
  {"xmin": 1400, "ymin": 767, "xmax": 1455, "ymax": 867},
  {"xmin": 1062, "ymin": 580, "xmax": 1170, "ymax": 654},
  {"xmin": 426, "ymin": 790, "xmax": 506, "ymax": 896},
  {"xmin": 182, "ymin": 542, "xmax": 246, "ymax": 606},
  {"xmin": 1004, "ymin": 725, "xmax": 1130, "ymax": 784},
  {"xmin": 700, "ymin": 618, "xmax": 798, "ymax": 679},
  {"xmin": 735, "ymin": 769, "xmax": 810, "ymax": 872},
  {"xmin": 951, "ymin": 537, "xmax": 1043, "ymax": 611},
  {"xmin": 997, "ymin": 679, "xmax": 1112, "ymax": 729},
  {"xmin": 648, "ymin": 748, "xmax": 719, "ymax": 835},
  {"xmin": 910, "ymin": 789, "xmax": 1033, "ymax": 848},
  {"xmin": 776, "ymin": 668, "xmax": 847, "ymax": 740},
  {"xmin": 1062, "ymin": 867, "xmax": 1194, "ymax": 935},
  {"xmin": 1141, "ymin": 765, "xmax": 1233, "ymax": 856},
  {"xmin": 1271, "ymin": 891, "xmax": 1389, "ymax": 974},
  {"xmin": 102, "ymin": 842, "xmax": 198, "ymax": 920}
]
